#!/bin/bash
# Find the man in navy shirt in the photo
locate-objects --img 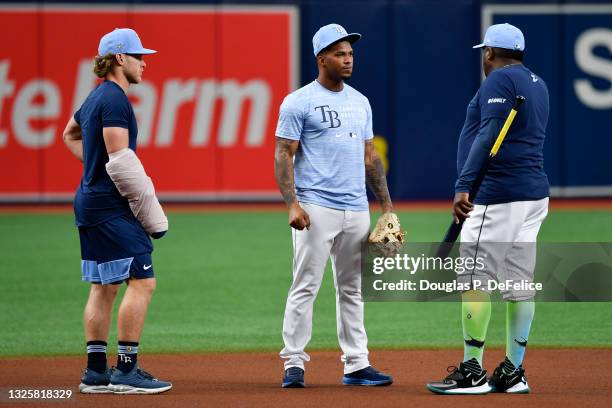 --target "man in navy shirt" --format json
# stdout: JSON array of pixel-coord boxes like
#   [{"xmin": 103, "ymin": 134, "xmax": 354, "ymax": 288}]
[
  {"xmin": 427, "ymin": 24, "xmax": 549, "ymax": 395},
  {"xmin": 63, "ymin": 28, "xmax": 171, "ymax": 394}
]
